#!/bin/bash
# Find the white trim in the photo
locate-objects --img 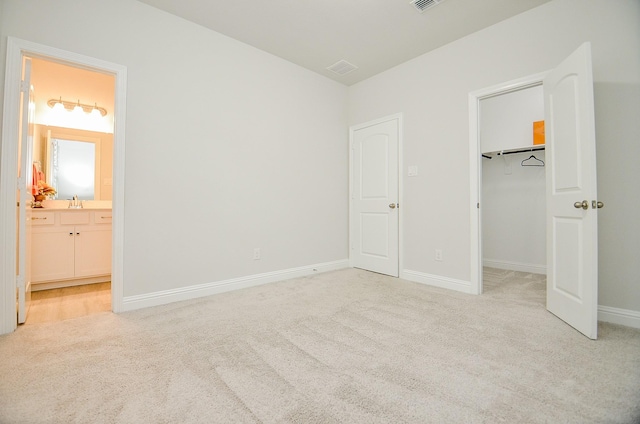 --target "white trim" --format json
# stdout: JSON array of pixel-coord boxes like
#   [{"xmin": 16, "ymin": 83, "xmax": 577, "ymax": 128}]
[
  {"xmin": 348, "ymin": 113, "xmax": 403, "ymax": 277},
  {"xmin": 121, "ymin": 260, "xmax": 349, "ymax": 312},
  {"xmin": 32, "ymin": 275, "xmax": 110, "ymax": 291},
  {"xmin": 468, "ymin": 72, "xmax": 549, "ymax": 297},
  {"xmin": 598, "ymin": 305, "xmax": 640, "ymax": 329},
  {"xmin": 483, "ymin": 259, "xmax": 546, "ymax": 275},
  {"xmin": 401, "ymin": 269, "xmax": 473, "ymax": 294},
  {"xmin": 0, "ymin": 37, "xmax": 127, "ymax": 335},
  {"xmin": 0, "ymin": 40, "xmax": 22, "ymax": 334}
]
